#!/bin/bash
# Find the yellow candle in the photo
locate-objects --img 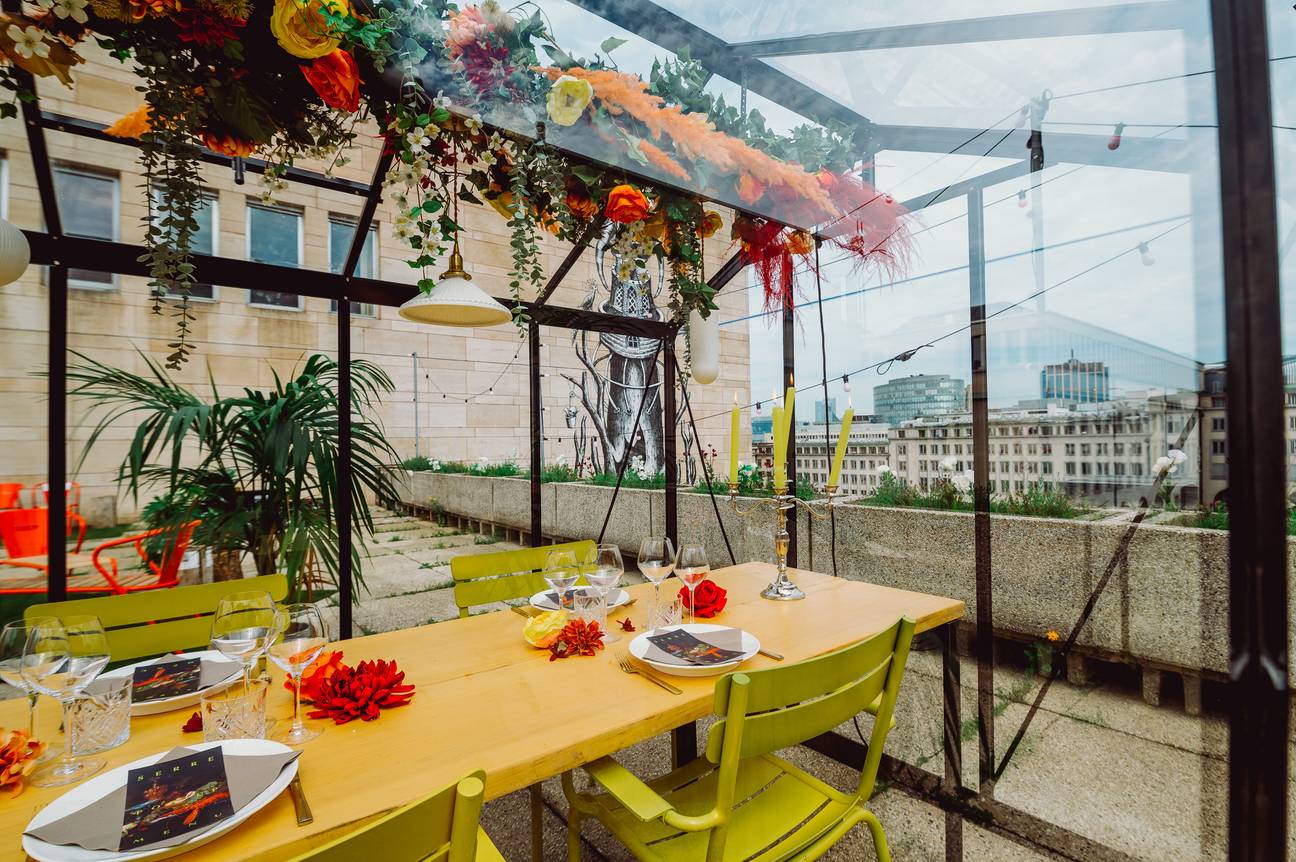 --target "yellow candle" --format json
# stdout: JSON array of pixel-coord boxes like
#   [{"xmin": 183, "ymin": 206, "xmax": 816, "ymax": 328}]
[
  {"xmin": 729, "ymin": 394, "xmax": 741, "ymax": 484},
  {"xmin": 772, "ymin": 405, "xmax": 785, "ymax": 489},
  {"xmin": 828, "ymin": 404, "xmax": 854, "ymax": 489},
  {"xmin": 783, "ymin": 385, "xmax": 796, "ymax": 437}
]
